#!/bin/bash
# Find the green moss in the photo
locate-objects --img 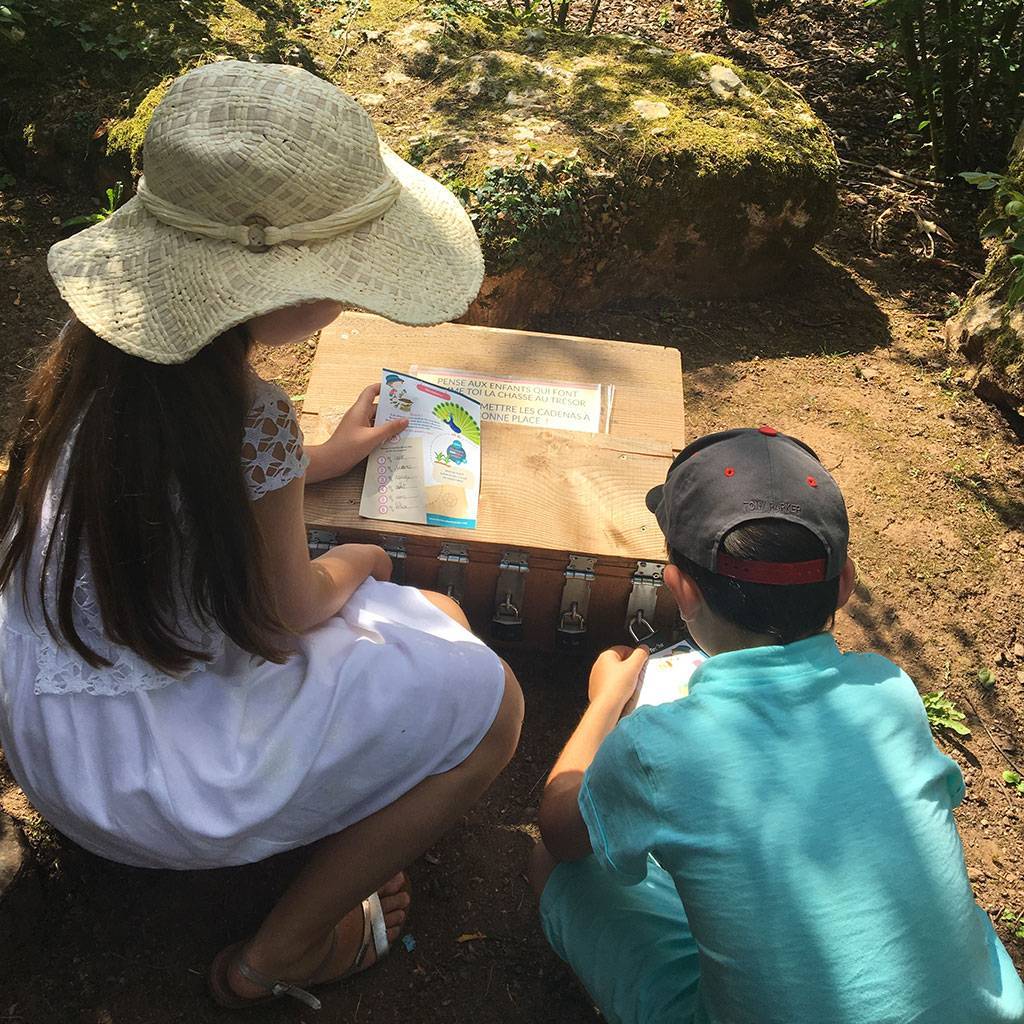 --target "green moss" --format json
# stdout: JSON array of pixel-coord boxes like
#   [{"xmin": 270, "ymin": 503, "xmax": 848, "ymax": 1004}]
[
  {"xmin": 106, "ymin": 80, "xmax": 170, "ymax": 172},
  {"xmin": 384, "ymin": 11, "xmax": 836, "ymax": 272},
  {"xmin": 992, "ymin": 326, "xmax": 1024, "ymax": 376}
]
